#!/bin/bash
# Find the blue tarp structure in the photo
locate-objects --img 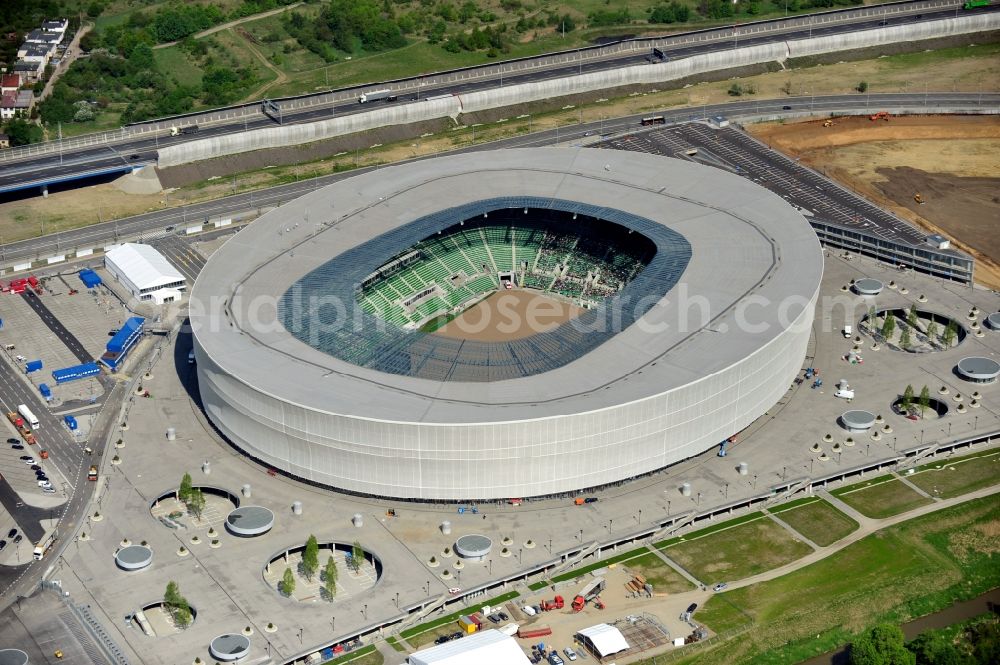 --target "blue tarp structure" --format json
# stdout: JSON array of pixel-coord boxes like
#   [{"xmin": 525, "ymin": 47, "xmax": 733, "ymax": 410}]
[
  {"xmin": 78, "ymin": 269, "xmax": 102, "ymax": 288},
  {"xmin": 25, "ymin": 359, "xmax": 43, "ymax": 373},
  {"xmin": 52, "ymin": 362, "xmax": 101, "ymax": 384},
  {"xmin": 39, "ymin": 383, "xmax": 51, "ymax": 400},
  {"xmin": 100, "ymin": 316, "xmax": 145, "ymax": 371},
  {"xmin": 64, "ymin": 415, "xmax": 78, "ymax": 430}
]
